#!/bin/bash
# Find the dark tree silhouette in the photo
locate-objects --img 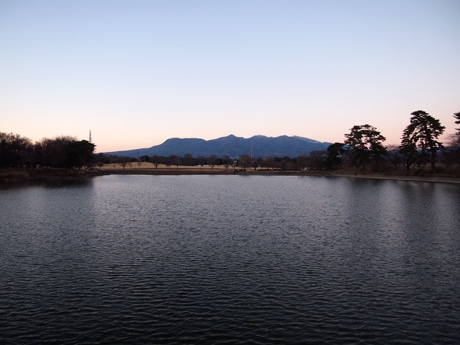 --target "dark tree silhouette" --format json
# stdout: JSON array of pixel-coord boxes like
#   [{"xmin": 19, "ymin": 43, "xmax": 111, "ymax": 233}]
[
  {"xmin": 307, "ymin": 151, "xmax": 326, "ymax": 170},
  {"xmin": 444, "ymin": 112, "xmax": 460, "ymax": 168},
  {"xmin": 296, "ymin": 154, "xmax": 309, "ymax": 170},
  {"xmin": 263, "ymin": 156, "xmax": 275, "ymax": 170},
  {"xmin": 0, "ymin": 132, "xmax": 33, "ymax": 168},
  {"xmin": 64, "ymin": 140, "xmax": 96, "ymax": 169},
  {"xmin": 238, "ymin": 154, "xmax": 252, "ymax": 170},
  {"xmin": 325, "ymin": 142, "xmax": 345, "ymax": 170},
  {"xmin": 454, "ymin": 112, "xmax": 460, "ymax": 145},
  {"xmin": 182, "ymin": 153, "xmax": 194, "ymax": 166},
  {"xmin": 37, "ymin": 136, "xmax": 77, "ymax": 168},
  {"xmin": 400, "ymin": 110, "xmax": 445, "ymax": 172},
  {"xmin": 454, "ymin": 112, "xmax": 460, "ymax": 128},
  {"xmin": 344, "ymin": 124, "xmax": 386, "ymax": 169}
]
